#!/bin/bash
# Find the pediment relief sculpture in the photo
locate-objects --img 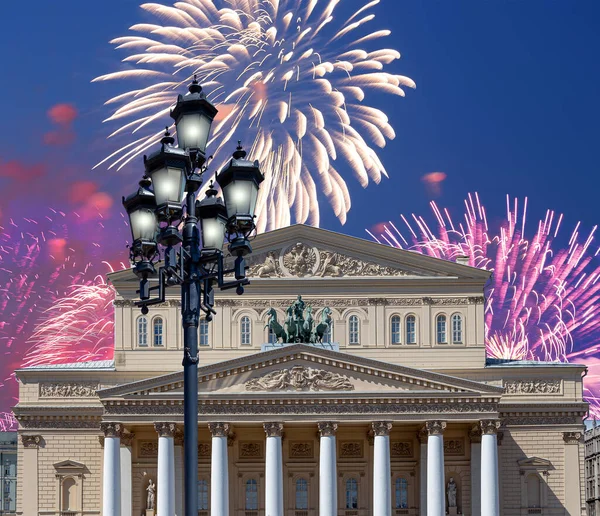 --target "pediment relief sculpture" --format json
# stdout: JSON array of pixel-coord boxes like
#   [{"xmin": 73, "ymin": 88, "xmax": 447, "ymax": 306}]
[
  {"xmin": 246, "ymin": 242, "xmax": 410, "ymax": 278},
  {"xmin": 245, "ymin": 365, "xmax": 354, "ymax": 391}
]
